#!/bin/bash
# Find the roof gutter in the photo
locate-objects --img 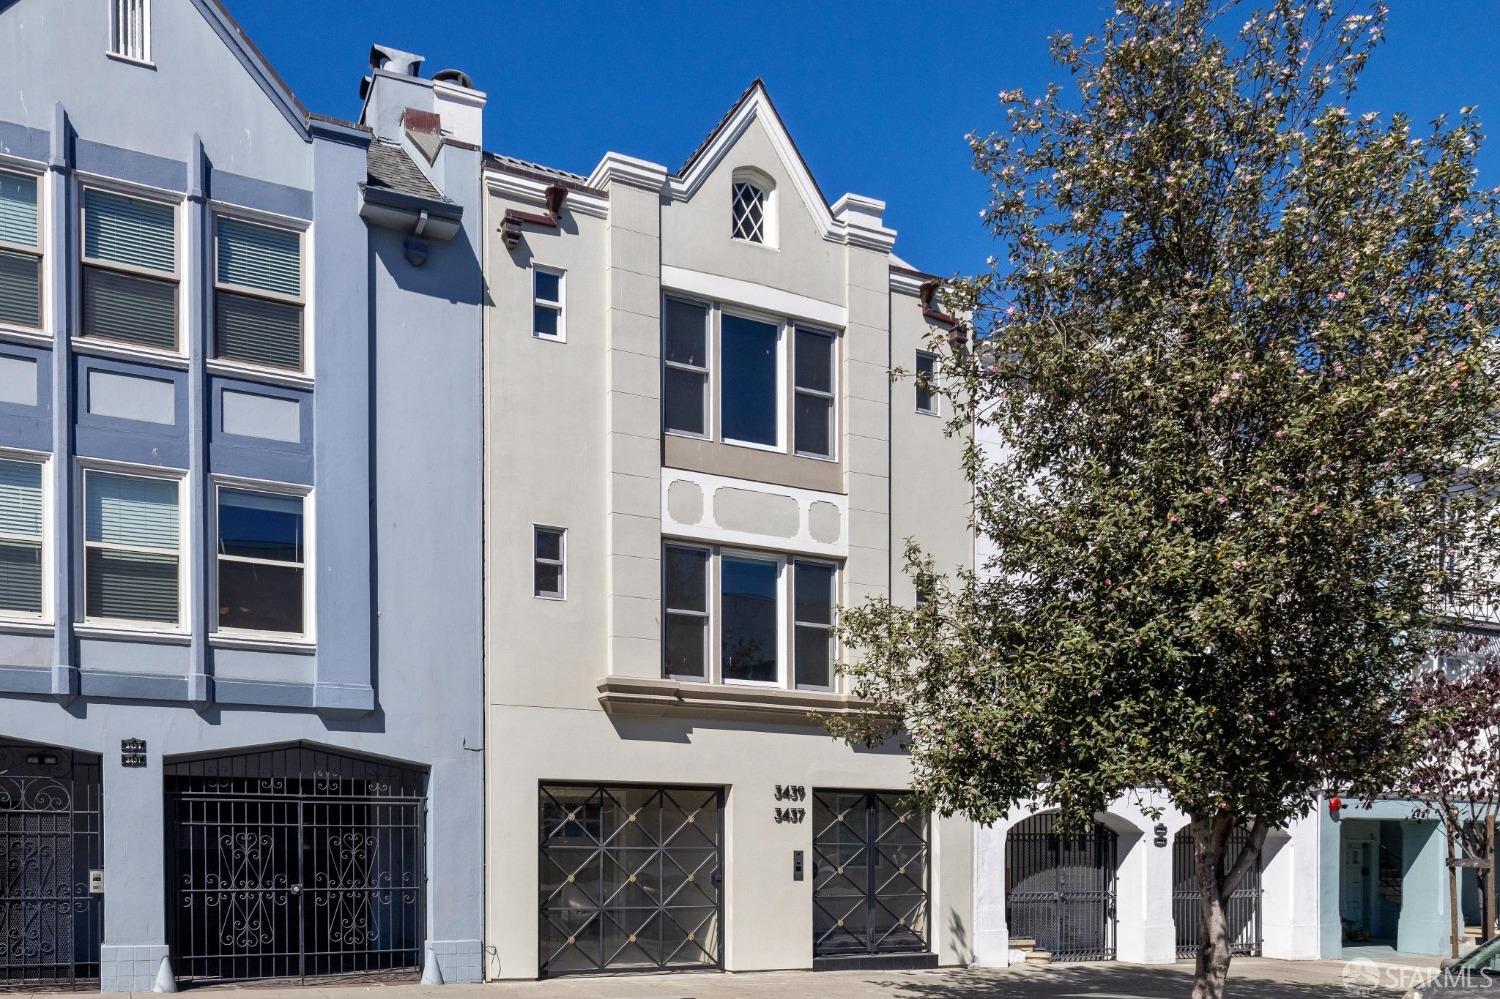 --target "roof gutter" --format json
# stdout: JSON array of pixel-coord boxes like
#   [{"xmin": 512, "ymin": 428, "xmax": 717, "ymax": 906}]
[{"xmin": 359, "ymin": 185, "xmax": 464, "ymax": 242}]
